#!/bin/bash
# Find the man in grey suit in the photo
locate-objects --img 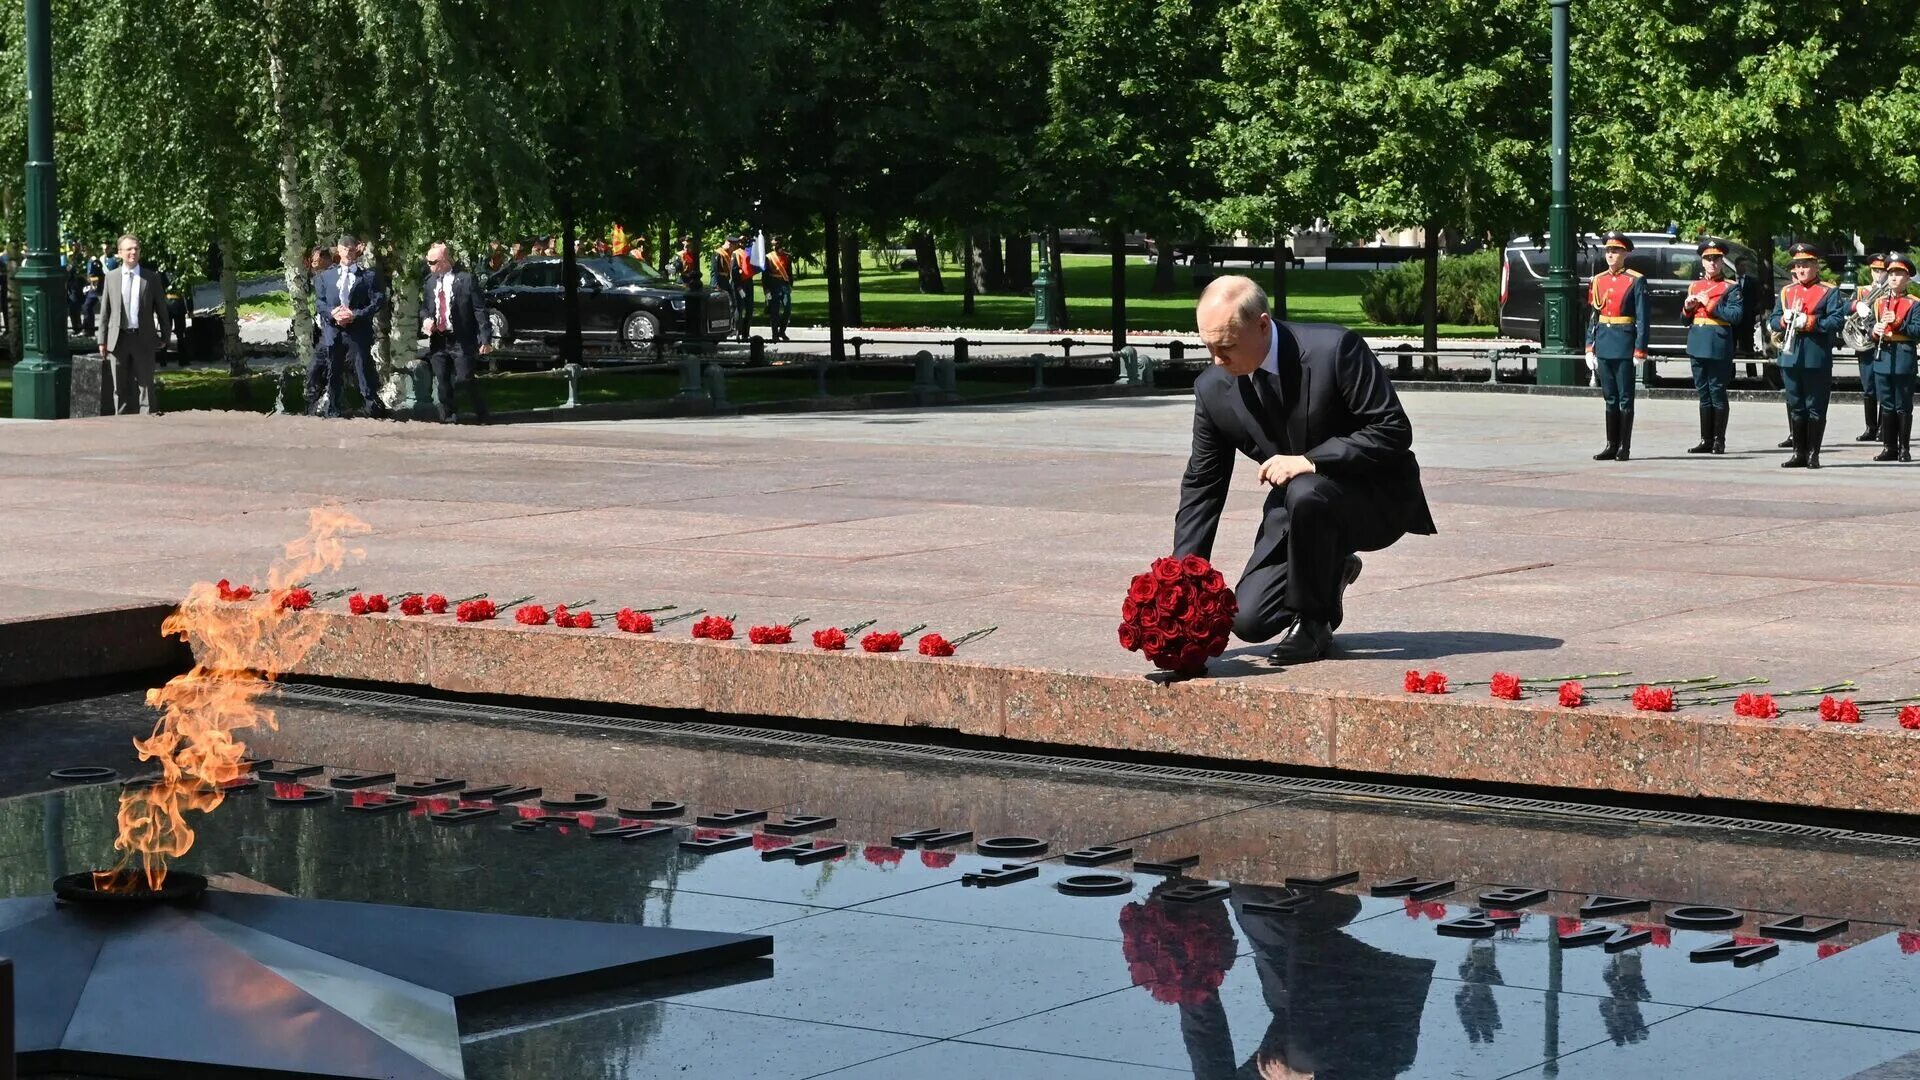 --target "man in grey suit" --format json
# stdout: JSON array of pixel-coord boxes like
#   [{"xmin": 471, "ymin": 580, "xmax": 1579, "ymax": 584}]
[{"xmin": 95, "ymin": 233, "xmax": 172, "ymax": 415}]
